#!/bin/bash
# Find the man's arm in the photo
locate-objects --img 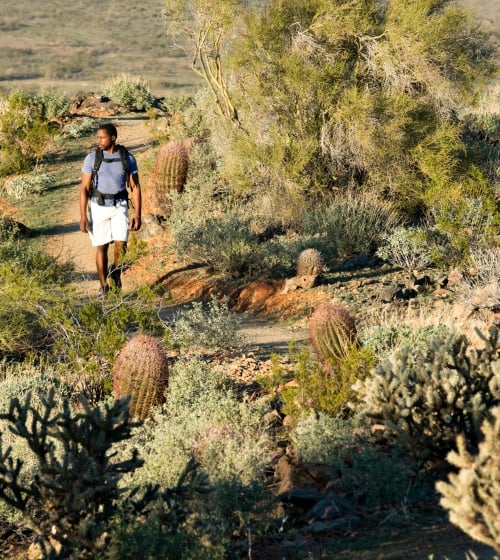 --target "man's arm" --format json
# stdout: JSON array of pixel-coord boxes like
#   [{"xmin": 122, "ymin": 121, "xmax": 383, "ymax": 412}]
[
  {"xmin": 80, "ymin": 172, "xmax": 92, "ymax": 233},
  {"xmin": 129, "ymin": 172, "xmax": 142, "ymax": 231}
]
